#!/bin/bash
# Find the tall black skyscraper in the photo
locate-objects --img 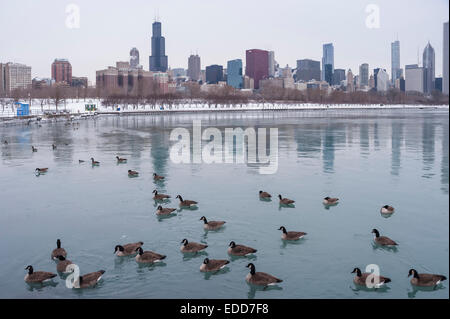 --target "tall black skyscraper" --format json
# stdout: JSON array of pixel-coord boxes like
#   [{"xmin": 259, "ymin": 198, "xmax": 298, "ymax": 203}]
[{"xmin": 149, "ymin": 21, "xmax": 168, "ymax": 72}]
